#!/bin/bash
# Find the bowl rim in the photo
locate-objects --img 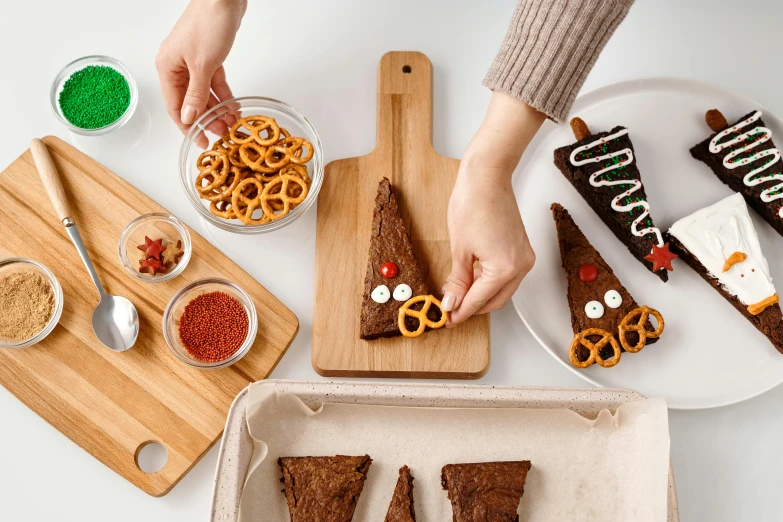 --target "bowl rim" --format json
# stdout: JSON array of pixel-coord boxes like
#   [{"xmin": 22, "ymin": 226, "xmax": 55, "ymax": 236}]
[
  {"xmin": 0, "ymin": 257, "xmax": 64, "ymax": 349},
  {"xmin": 117, "ymin": 212, "xmax": 193, "ymax": 283},
  {"xmin": 162, "ymin": 277, "xmax": 258, "ymax": 369},
  {"xmin": 50, "ymin": 54, "xmax": 138, "ymax": 135},
  {"xmin": 178, "ymin": 96, "xmax": 324, "ymax": 234}
]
